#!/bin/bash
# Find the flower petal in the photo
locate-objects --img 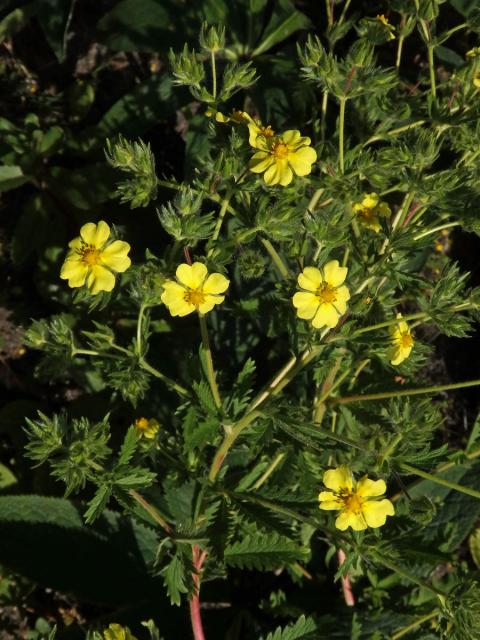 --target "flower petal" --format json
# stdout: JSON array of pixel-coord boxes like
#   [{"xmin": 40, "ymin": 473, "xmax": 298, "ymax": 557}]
[
  {"xmin": 87, "ymin": 265, "xmax": 116, "ymax": 294},
  {"xmin": 80, "ymin": 220, "xmax": 110, "ymax": 248},
  {"xmin": 249, "ymin": 151, "xmax": 273, "ymax": 173},
  {"xmin": 101, "ymin": 240, "xmax": 131, "ymax": 273},
  {"xmin": 298, "ymin": 267, "xmax": 322, "ymax": 291},
  {"xmin": 362, "ymin": 499, "xmax": 395, "ymax": 528},
  {"xmin": 322, "ymin": 260, "xmax": 348, "ymax": 287},
  {"xmin": 282, "ymin": 130, "xmax": 303, "ymax": 146},
  {"xmin": 334, "ymin": 285, "xmax": 350, "ymax": 314},
  {"xmin": 312, "ymin": 303, "xmax": 339, "ymax": 328},
  {"xmin": 335, "ymin": 510, "xmax": 368, "ymax": 531},
  {"xmin": 198, "ymin": 294, "xmax": 223, "ymax": 315},
  {"xmin": 356, "ymin": 477, "xmax": 386, "ymax": 498},
  {"xmin": 176, "ymin": 262, "xmax": 208, "ymax": 289},
  {"xmin": 60, "ymin": 259, "xmax": 88, "ymax": 288},
  {"xmin": 323, "ymin": 466, "xmax": 354, "ymax": 493},
  {"xmin": 288, "ymin": 146, "xmax": 317, "ymax": 176},
  {"xmin": 264, "ymin": 160, "xmax": 293, "ymax": 186},
  {"xmin": 203, "ymin": 272, "xmax": 230, "ymax": 295}
]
